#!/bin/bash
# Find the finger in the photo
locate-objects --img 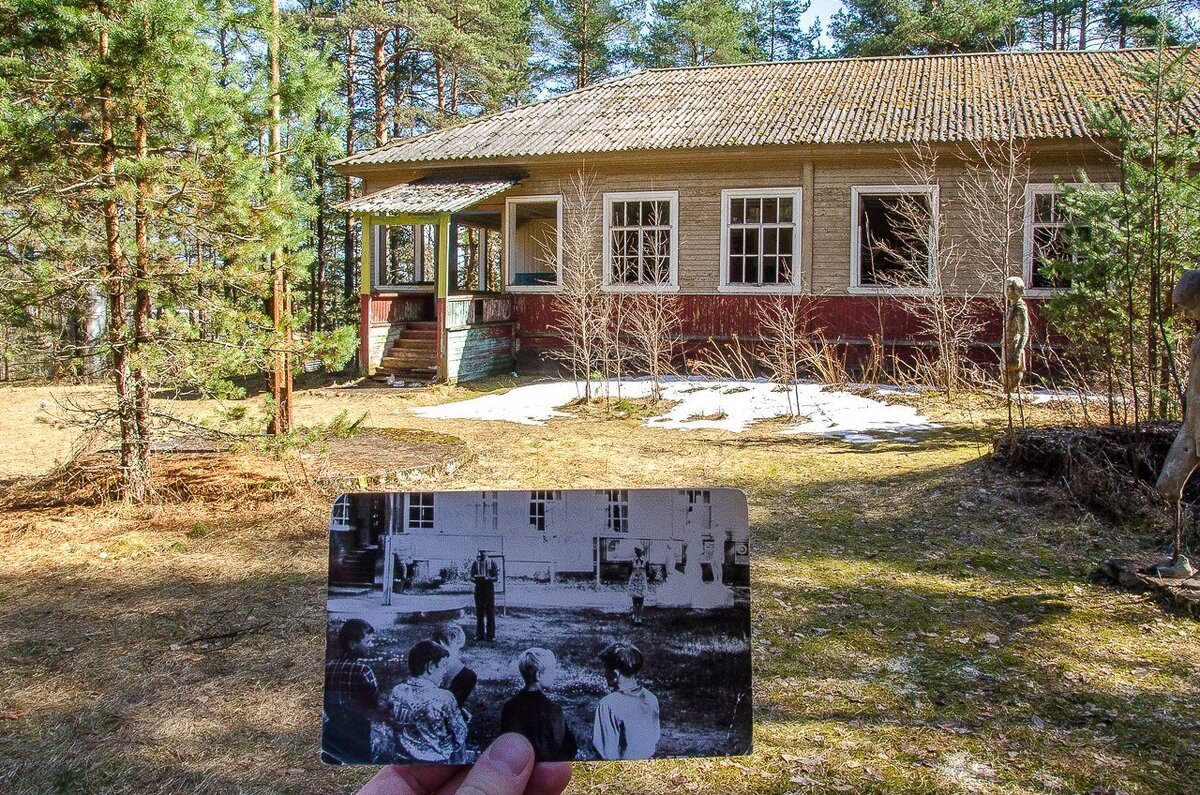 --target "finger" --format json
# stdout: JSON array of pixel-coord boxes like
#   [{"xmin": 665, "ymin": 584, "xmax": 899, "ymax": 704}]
[
  {"xmin": 526, "ymin": 762, "xmax": 573, "ymax": 795},
  {"xmin": 449, "ymin": 733, "xmax": 535, "ymax": 795},
  {"xmin": 357, "ymin": 764, "xmax": 464, "ymax": 795}
]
